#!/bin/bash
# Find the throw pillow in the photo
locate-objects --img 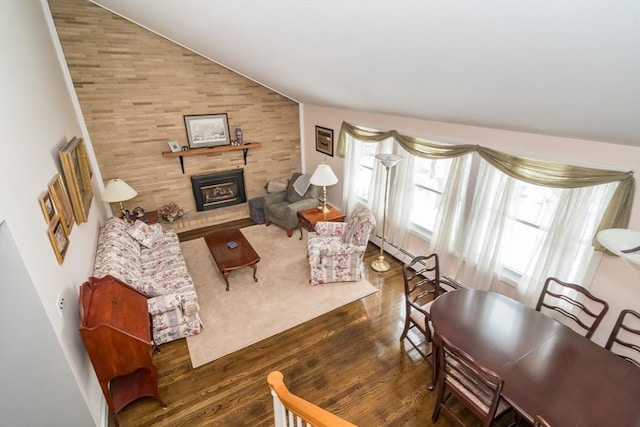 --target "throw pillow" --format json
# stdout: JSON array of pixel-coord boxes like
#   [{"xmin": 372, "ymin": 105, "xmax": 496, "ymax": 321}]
[
  {"xmin": 266, "ymin": 178, "xmax": 288, "ymax": 193},
  {"xmin": 127, "ymin": 220, "xmax": 163, "ymax": 249}
]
